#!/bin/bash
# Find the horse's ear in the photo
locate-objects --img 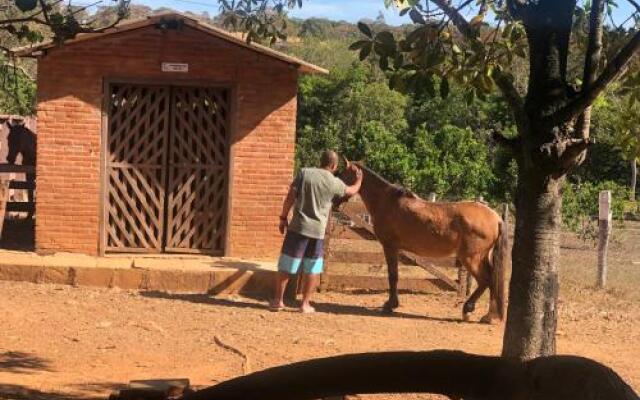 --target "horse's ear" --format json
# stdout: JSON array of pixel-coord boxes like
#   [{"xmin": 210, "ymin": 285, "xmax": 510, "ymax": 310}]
[{"xmin": 342, "ymin": 155, "xmax": 350, "ymax": 169}]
